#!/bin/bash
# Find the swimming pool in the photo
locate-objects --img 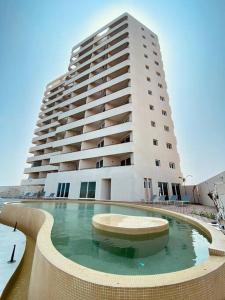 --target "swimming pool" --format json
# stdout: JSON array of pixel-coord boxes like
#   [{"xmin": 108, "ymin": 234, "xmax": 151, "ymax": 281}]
[{"xmin": 23, "ymin": 201, "xmax": 210, "ymax": 275}]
